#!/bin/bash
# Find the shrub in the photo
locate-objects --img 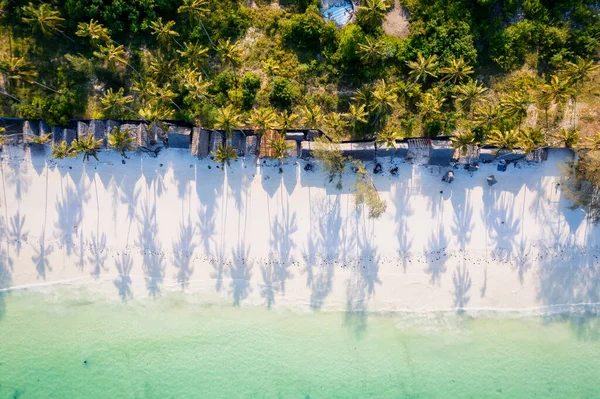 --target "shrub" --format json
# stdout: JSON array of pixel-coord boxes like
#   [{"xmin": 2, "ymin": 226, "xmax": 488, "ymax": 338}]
[
  {"xmin": 241, "ymin": 72, "xmax": 261, "ymax": 110},
  {"xmin": 269, "ymin": 77, "xmax": 295, "ymax": 110}
]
